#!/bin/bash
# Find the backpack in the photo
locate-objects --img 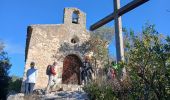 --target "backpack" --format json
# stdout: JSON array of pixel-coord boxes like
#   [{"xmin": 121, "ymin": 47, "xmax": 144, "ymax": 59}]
[{"xmin": 46, "ymin": 65, "xmax": 52, "ymax": 75}]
